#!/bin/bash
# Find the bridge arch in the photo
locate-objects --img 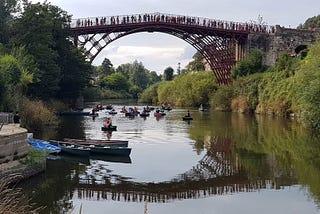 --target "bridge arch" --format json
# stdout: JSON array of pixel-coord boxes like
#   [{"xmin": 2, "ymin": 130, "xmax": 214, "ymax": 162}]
[{"xmin": 70, "ymin": 13, "xmax": 274, "ymax": 84}]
